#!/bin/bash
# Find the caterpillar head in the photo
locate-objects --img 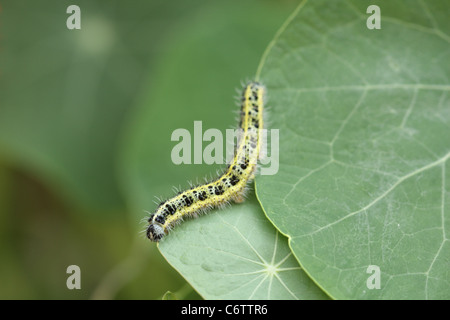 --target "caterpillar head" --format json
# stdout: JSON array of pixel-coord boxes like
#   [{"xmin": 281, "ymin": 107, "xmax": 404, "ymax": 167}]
[{"xmin": 146, "ymin": 222, "xmax": 165, "ymax": 242}]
